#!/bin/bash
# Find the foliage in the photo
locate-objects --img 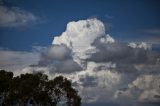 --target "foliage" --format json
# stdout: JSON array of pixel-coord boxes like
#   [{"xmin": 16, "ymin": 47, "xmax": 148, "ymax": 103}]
[{"xmin": 0, "ymin": 70, "xmax": 81, "ymax": 106}]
